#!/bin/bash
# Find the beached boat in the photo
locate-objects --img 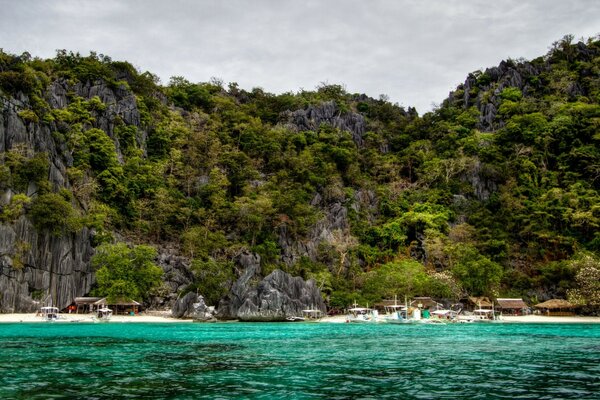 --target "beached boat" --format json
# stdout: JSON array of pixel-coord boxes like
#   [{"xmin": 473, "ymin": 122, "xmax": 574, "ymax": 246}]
[
  {"xmin": 346, "ymin": 307, "xmax": 378, "ymax": 323},
  {"xmin": 457, "ymin": 309, "xmax": 498, "ymax": 323},
  {"xmin": 39, "ymin": 306, "xmax": 60, "ymax": 322},
  {"xmin": 379, "ymin": 304, "xmax": 411, "ymax": 324},
  {"xmin": 430, "ymin": 309, "xmax": 459, "ymax": 322},
  {"xmin": 95, "ymin": 307, "xmax": 113, "ymax": 322}
]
